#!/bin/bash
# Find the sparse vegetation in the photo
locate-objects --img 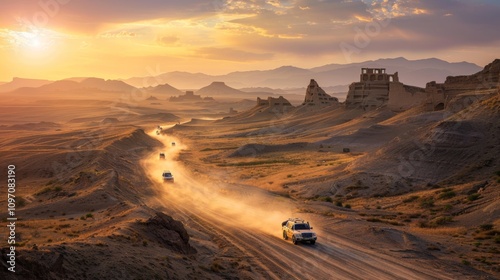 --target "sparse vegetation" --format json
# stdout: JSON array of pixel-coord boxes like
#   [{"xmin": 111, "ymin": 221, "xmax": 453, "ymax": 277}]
[
  {"xmin": 315, "ymin": 196, "xmax": 333, "ymax": 203},
  {"xmin": 37, "ymin": 184, "xmax": 65, "ymax": 196},
  {"xmin": 344, "ymin": 204, "xmax": 351, "ymax": 209},
  {"xmin": 429, "ymin": 216, "xmax": 453, "ymax": 227},
  {"xmin": 201, "ymin": 147, "xmax": 238, "ymax": 152},
  {"xmin": 16, "ymin": 196, "xmax": 27, "ymax": 208},
  {"xmin": 217, "ymin": 159, "xmax": 298, "ymax": 167},
  {"xmin": 403, "ymin": 195, "xmax": 419, "ymax": 203},
  {"xmin": 468, "ymin": 193, "xmax": 481, "ymax": 201},
  {"xmin": 438, "ymin": 189, "xmax": 456, "ymax": 200},
  {"xmin": 420, "ymin": 197, "xmax": 435, "ymax": 208},
  {"xmin": 479, "ymin": 224, "xmax": 493, "ymax": 231}
]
